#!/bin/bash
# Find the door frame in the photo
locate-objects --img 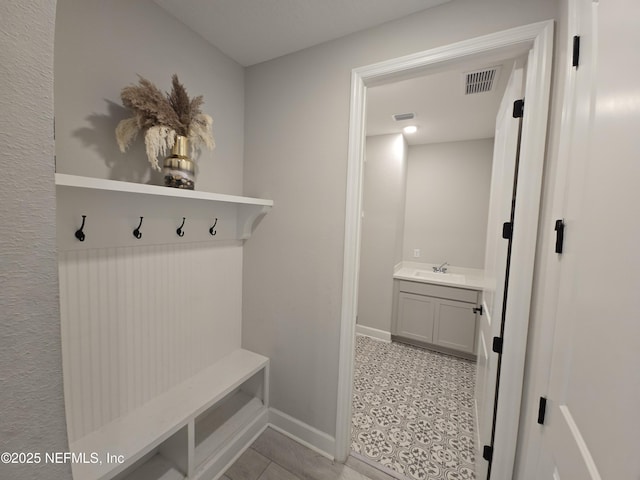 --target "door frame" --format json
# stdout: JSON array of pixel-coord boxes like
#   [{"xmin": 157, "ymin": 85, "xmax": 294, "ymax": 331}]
[{"xmin": 335, "ymin": 20, "xmax": 554, "ymax": 479}]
